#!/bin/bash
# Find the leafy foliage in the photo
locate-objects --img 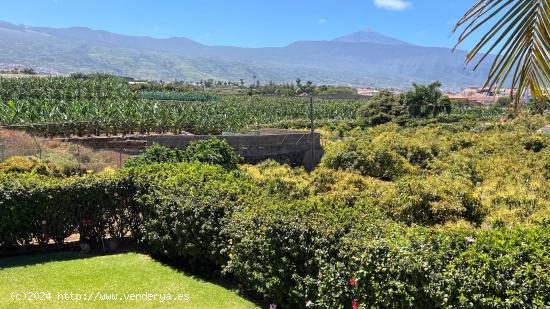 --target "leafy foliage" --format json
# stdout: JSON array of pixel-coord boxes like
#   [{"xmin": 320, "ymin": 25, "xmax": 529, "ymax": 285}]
[
  {"xmin": 126, "ymin": 139, "xmax": 240, "ymax": 169},
  {"xmin": 454, "ymin": 0, "xmax": 550, "ymax": 109},
  {"xmin": 317, "ymin": 225, "xmax": 550, "ymax": 308},
  {"xmin": 0, "ymin": 172, "xmax": 137, "ymax": 248},
  {"xmin": 2, "ymin": 109, "xmax": 550, "ymax": 308},
  {"xmin": 405, "ymin": 81, "xmax": 452, "ymax": 118},
  {"xmin": 183, "ymin": 138, "xmax": 242, "ymax": 169},
  {"xmin": 131, "ymin": 163, "xmax": 252, "ymax": 273},
  {"xmin": 357, "ymin": 82, "xmax": 452, "ymax": 128},
  {"xmin": 0, "ymin": 76, "xmax": 363, "ymax": 136},
  {"xmin": 0, "ymin": 156, "xmax": 79, "ymax": 176},
  {"xmin": 356, "ymin": 90, "xmax": 405, "ymax": 127},
  {"xmin": 322, "ymin": 138, "xmax": 413, "ymax": 181}
]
